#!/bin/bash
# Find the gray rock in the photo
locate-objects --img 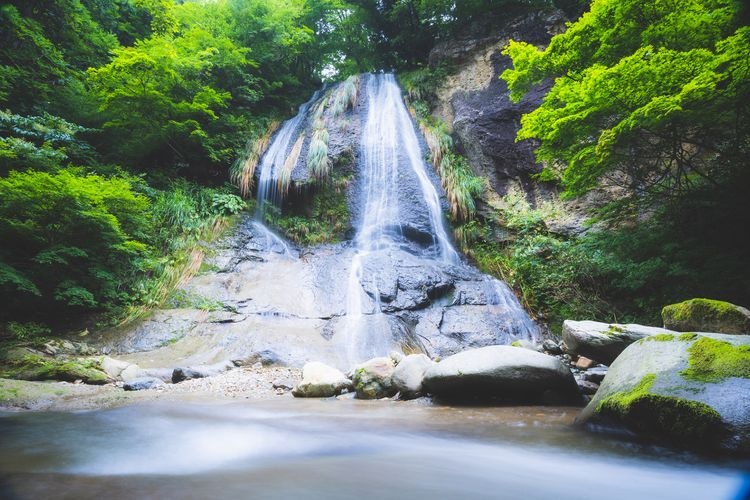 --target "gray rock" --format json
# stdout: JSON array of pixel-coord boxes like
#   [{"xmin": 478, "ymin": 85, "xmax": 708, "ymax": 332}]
[
  {"xmin": 171, "ymin": 360, "xmax": 234, "ymax": 383},
  {"xmin": 292, "ymin": 362, "xmax": 353, "ymax": 398},
  {"xmin": 542, "ymin": 338, "xmax": 562, "ymax": 355},
  {"xmin": 272, "ymin": 378, "xmax": 295, "ymax": 391},
  {"xmin": 581, "ymin": 366, "xmax": 608, "ymax": 384},
  {"xmin": 423, "ymin": 345, "xmax": 580, "ymax": 404},
  {"xmin": 576, "ymin": 379, "xmax": 599, "ymax": 395},
  {"xmin": 563, "ymin": 320, "xmax": 676, "ymax": 365},
  {"xmin": 123, "ymin": 377, "xmax": 165, "ymax": 391},
  {"xmin": 392, "ymin": 354, "xmax": 434, "ymax": 399},
  {"xmin": 577, "ymin": 332, "xmax": 750, "ymax": 452},
  {"xmin": 352, "ymin": 357, "xmax": 397, "ymax": 399}
]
